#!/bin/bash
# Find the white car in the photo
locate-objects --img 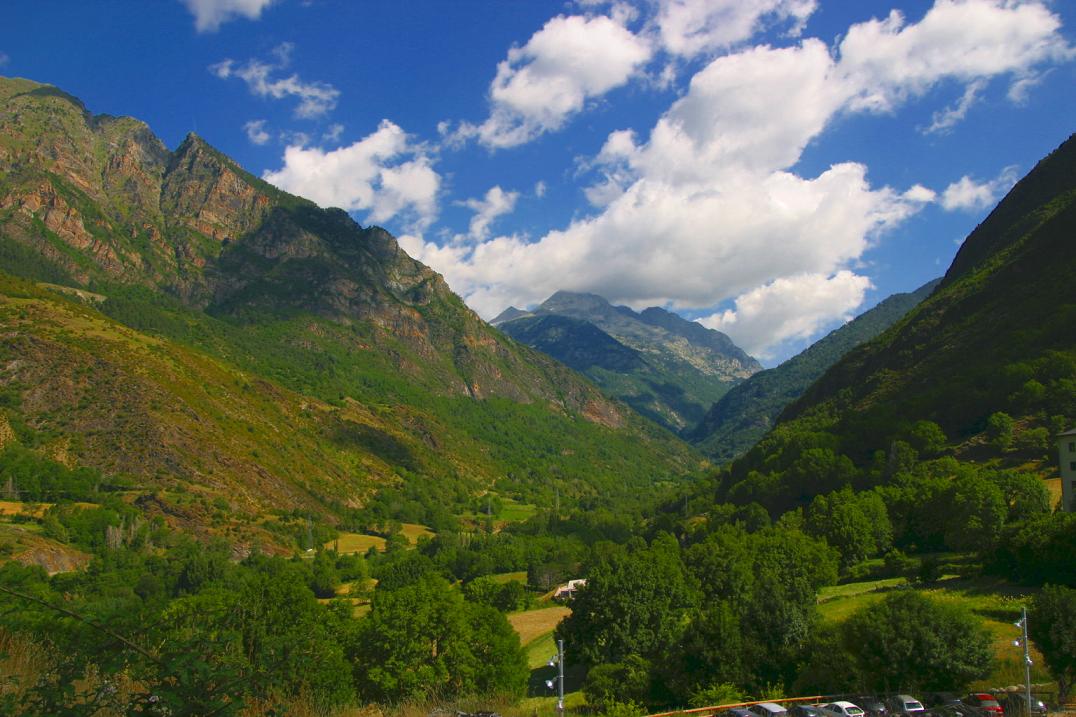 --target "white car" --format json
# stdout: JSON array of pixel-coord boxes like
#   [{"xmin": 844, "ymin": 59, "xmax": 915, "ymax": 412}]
[{"xmin": 822, "ymin": 702, "xmax": 866, "ymax": 717}]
